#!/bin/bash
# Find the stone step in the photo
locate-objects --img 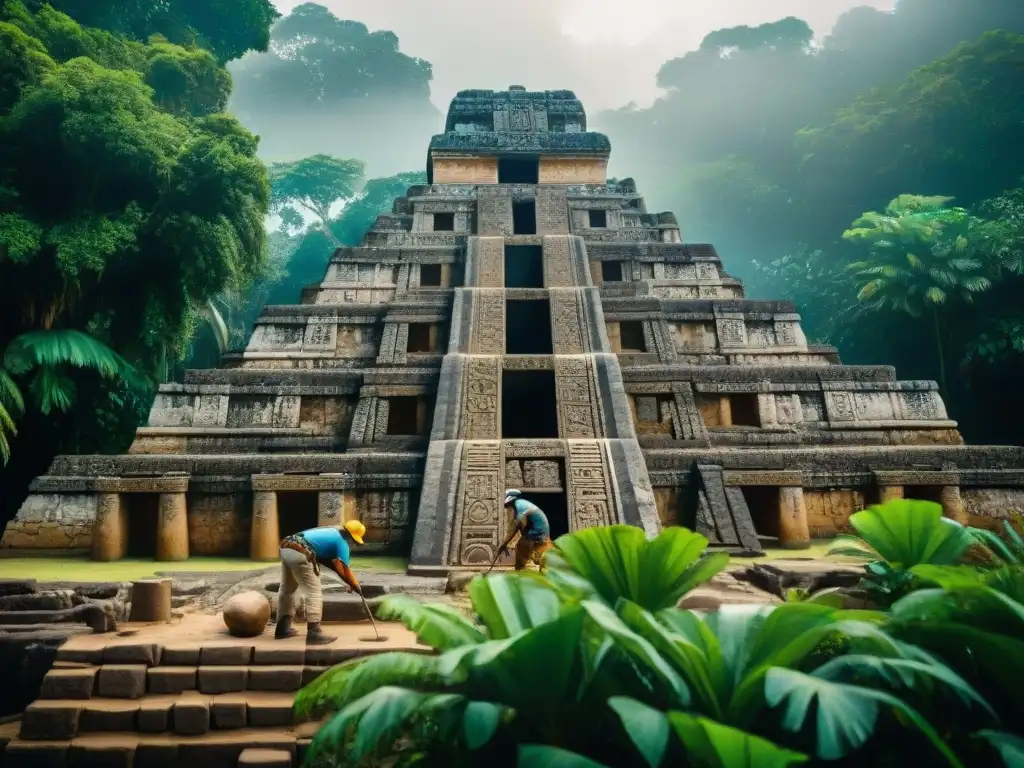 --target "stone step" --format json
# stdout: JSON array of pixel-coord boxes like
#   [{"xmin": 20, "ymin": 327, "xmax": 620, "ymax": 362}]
[
  {"xmin": 39, "ymin": 663, "xmax": 333, "ymax": 700},
  {"xmin": 21, "ymin": 692, "xmax": 306, "ymax": 739},
  {"xmin": 4, "ymin": 723, "xmax": 318, "ymax": 768}
]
